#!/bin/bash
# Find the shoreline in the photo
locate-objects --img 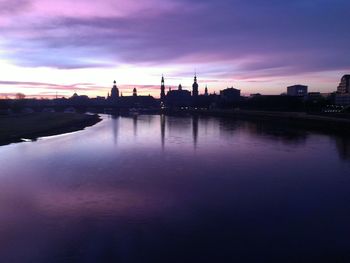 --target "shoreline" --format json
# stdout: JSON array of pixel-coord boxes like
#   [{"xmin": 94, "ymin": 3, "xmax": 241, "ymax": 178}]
[
  {"xmin": 2, "ymin": 110, "xmax": 349, "ymax": 147},
  {"xmin": 184, "ymin": 109, "xmax": 350, "ymax": 134},
  {"xmin": 0, "ymin": 112, "xmax": 102, "ymax": 146}
]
